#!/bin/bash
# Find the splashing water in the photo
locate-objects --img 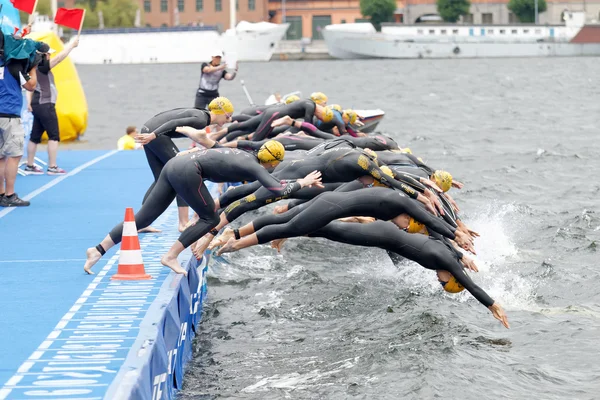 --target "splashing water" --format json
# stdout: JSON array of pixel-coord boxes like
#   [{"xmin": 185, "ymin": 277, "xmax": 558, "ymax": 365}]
[{"xmin": 465, "ymin": 202, "xmax": 537, "ymax": 310}]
